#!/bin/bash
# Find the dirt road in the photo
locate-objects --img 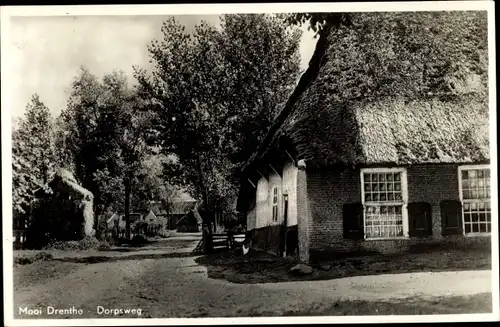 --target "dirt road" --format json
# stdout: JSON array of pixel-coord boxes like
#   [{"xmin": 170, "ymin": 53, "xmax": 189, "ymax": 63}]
[{"xmin": 12, "ymin": 233, "xmax": 493, "ymax": 318}]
